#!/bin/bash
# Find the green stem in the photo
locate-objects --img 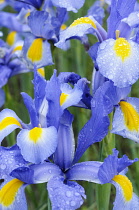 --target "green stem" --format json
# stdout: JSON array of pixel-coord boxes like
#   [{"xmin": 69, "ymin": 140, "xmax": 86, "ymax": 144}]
[
  {"xmin": 96, "ymin": 183, "xmax": 111, "ymax": 210},
  {"xmin": 48, "ymin": 197, "xmax": 51, "ymax": 210}
]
